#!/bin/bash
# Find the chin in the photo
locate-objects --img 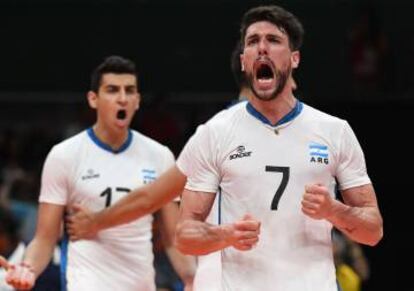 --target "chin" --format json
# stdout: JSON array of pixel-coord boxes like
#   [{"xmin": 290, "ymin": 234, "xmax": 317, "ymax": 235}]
[
  {"xmin": 253, "ymin": 88, "xmax": 278, "ymax": 101},
  {"xmin": 114, "ymin": 122, "xmax": 129, "ymax": 130}
]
